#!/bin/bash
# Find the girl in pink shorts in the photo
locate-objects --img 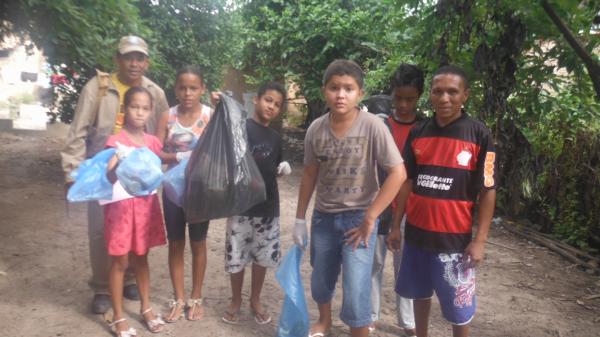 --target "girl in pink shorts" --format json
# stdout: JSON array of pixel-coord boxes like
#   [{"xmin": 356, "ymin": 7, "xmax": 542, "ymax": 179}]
[{"xmin": 104, "ymin": 86, "xmax": 166, "ymax": 337}]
